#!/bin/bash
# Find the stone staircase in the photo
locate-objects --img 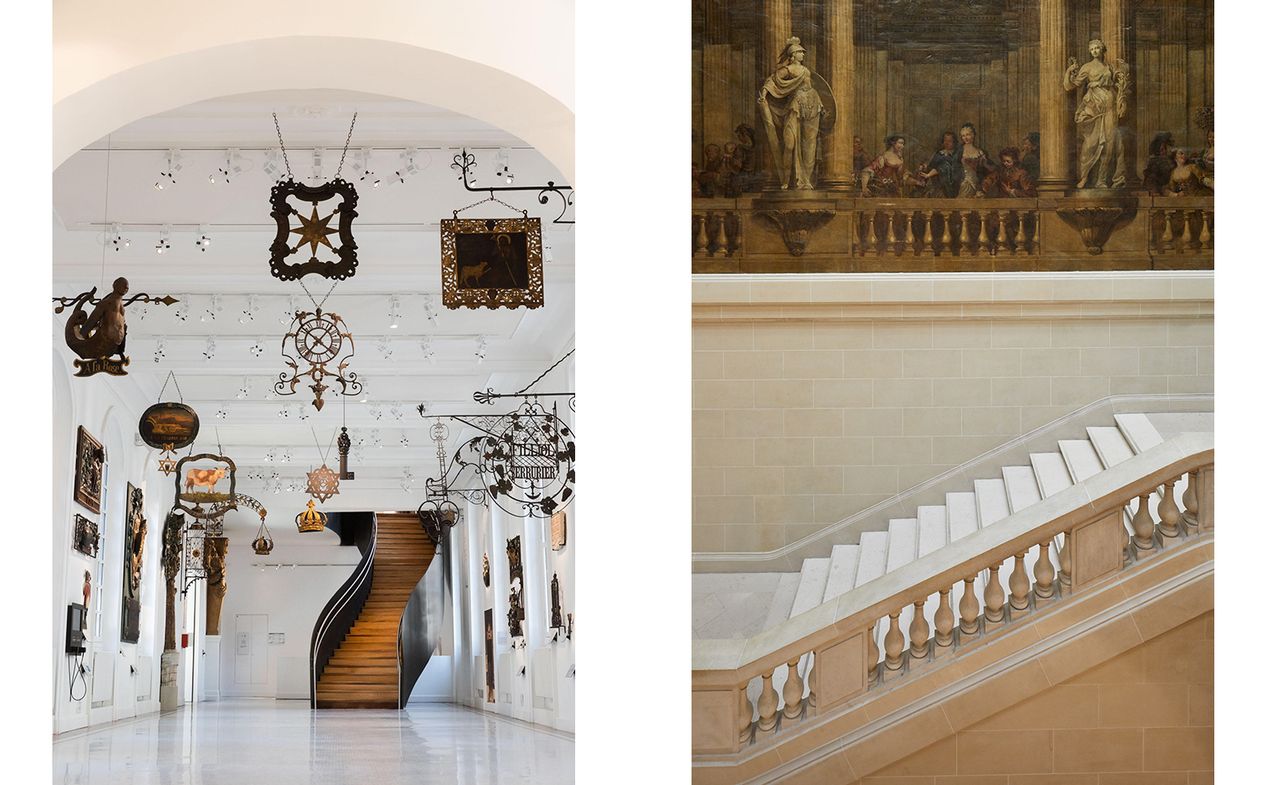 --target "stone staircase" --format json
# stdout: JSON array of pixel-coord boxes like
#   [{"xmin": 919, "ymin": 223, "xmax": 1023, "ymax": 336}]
[
  {"xmin": 315, "ymin": 512, "xmax": 434, "ymax": 709},
  {"xmin": 693, "ymin": 410, "xmax": 1212, "ymax": 646}
]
